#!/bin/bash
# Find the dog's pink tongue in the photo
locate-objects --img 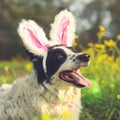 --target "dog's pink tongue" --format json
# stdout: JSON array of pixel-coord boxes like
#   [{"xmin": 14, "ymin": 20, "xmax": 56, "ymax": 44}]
[{"xmin": 72, "ymin": 72, "xmax": 92, "ymax": 88}]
